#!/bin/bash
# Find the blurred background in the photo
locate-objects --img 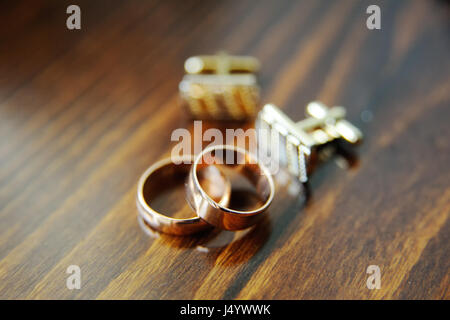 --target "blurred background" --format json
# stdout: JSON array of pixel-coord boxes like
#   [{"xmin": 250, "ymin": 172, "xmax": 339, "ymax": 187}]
[{"xmin": 0, "ymin": 0, "xmax": 449, "ymax": 299}]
